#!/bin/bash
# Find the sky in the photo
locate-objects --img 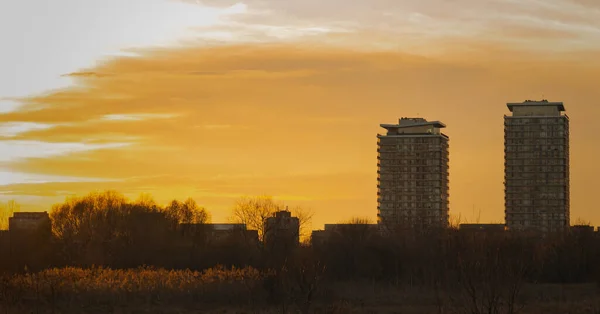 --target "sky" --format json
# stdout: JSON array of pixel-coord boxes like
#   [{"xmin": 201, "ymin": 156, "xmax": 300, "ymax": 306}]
[{"xmin": 1, "ymin": 0, "xmax": 600, "ymax": 228}]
